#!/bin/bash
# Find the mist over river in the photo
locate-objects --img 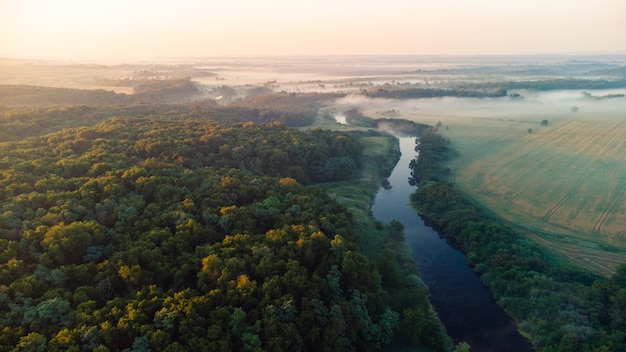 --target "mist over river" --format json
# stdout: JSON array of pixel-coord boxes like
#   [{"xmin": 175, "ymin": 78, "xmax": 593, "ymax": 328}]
[{"xmin": 371, "ymin": 137, "xmax": 533, "ymax": 351}]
